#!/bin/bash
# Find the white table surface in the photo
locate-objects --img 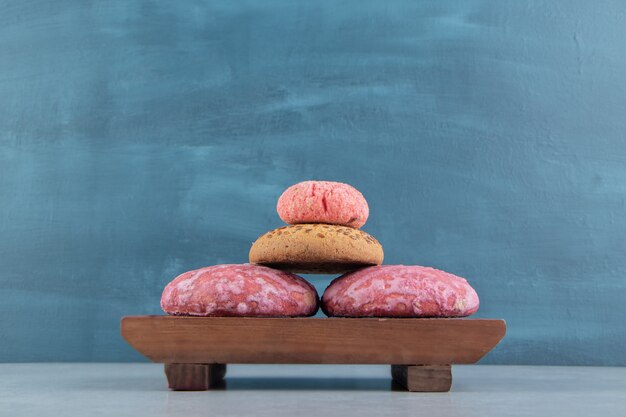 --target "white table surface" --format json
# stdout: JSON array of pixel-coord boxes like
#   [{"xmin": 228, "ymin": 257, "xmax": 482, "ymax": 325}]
[{"xmin": 1, "ymin": 364, "xmax": 625, "ymax": 417}]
